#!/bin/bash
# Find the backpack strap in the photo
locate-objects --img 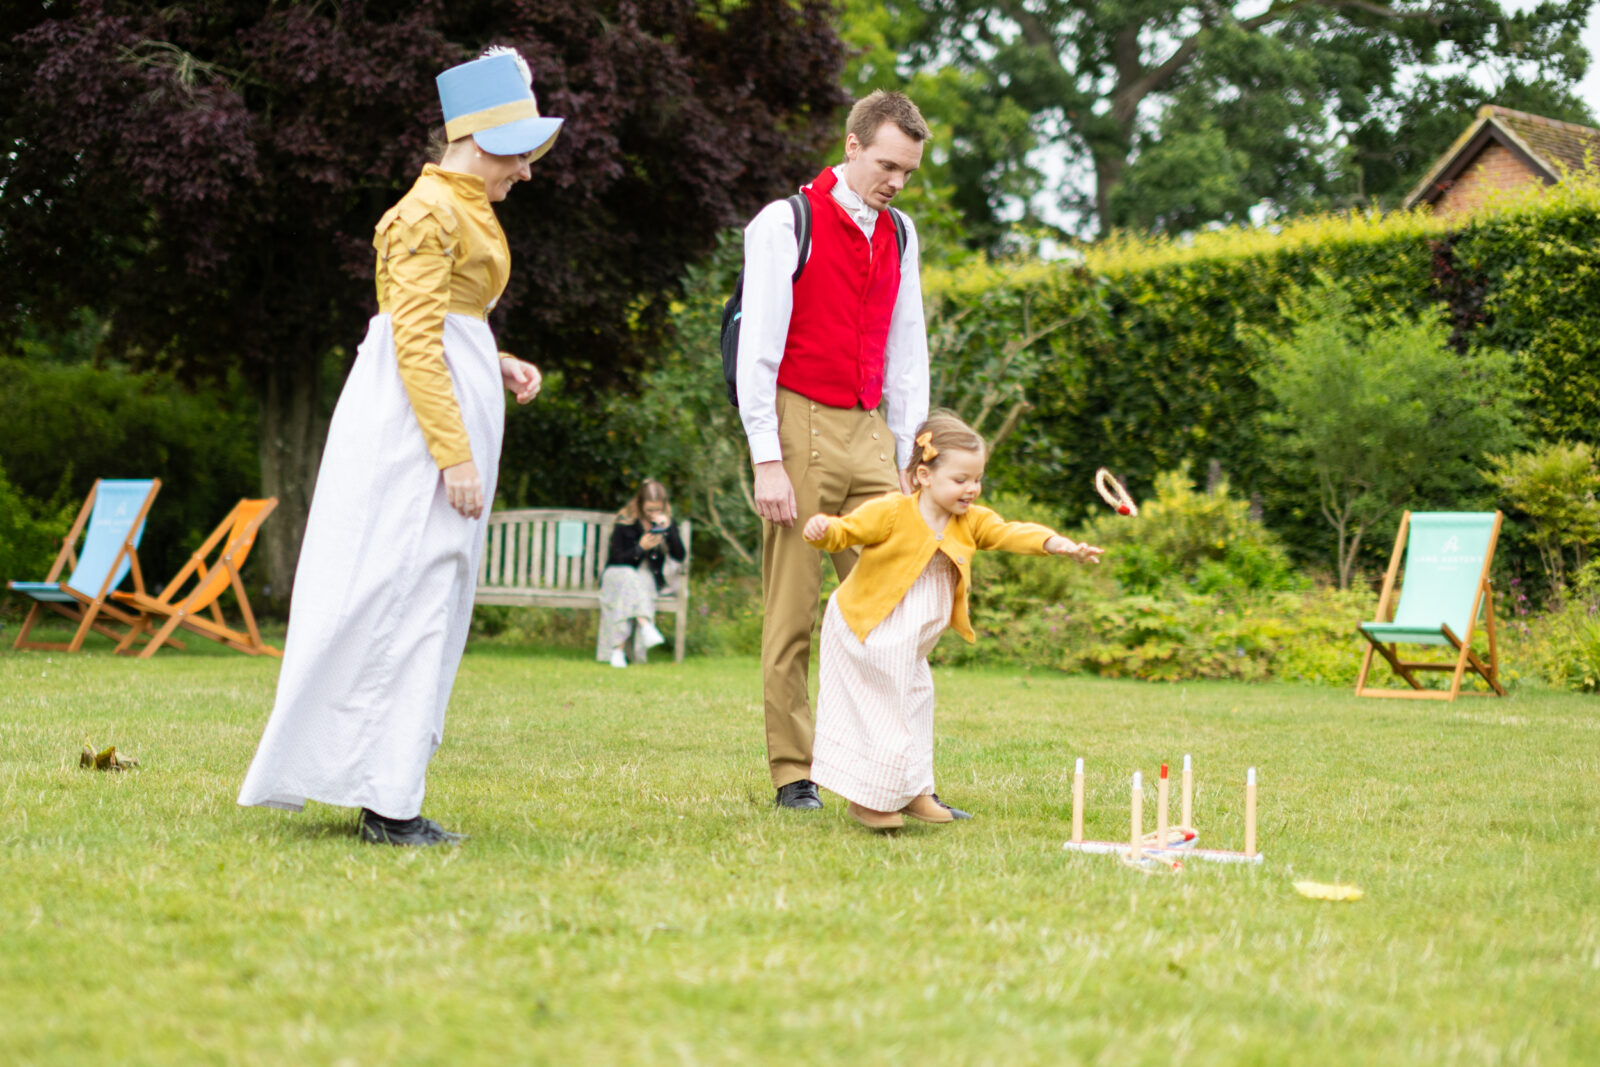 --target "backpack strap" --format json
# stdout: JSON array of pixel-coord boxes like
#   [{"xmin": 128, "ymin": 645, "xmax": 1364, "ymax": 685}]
[
  {"xmin": 787, "ymin": 192, "xmax": 811, "ymax": 283},
  {"xmin": 788, "ymin": 194, "xmax": 908, "ymax": 281}
]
